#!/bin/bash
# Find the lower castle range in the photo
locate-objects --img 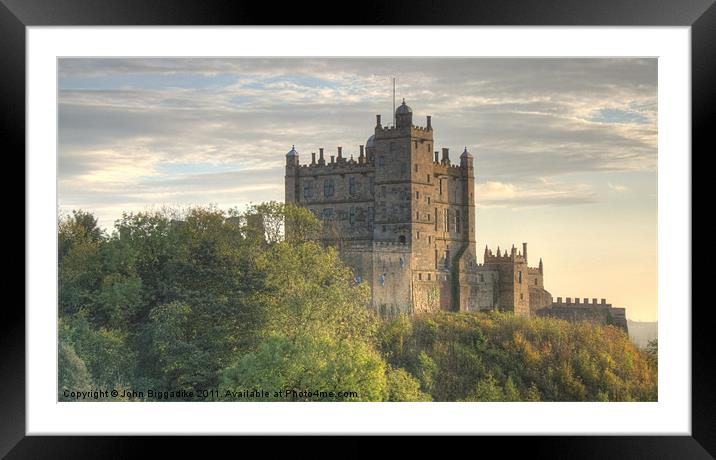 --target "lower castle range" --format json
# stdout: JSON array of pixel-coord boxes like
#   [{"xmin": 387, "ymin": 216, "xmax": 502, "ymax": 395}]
[{"xmin": 284, "ymin": 100, "xmax": 628, "ymax": 331}]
